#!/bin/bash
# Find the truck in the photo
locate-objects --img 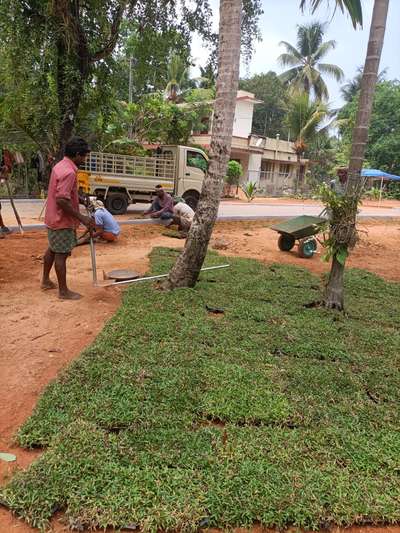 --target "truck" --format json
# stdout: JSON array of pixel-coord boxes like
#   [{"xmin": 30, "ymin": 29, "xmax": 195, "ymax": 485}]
[{"xmin": 77, "ymin": 144, "xmax": 208, "ymax": 215}]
